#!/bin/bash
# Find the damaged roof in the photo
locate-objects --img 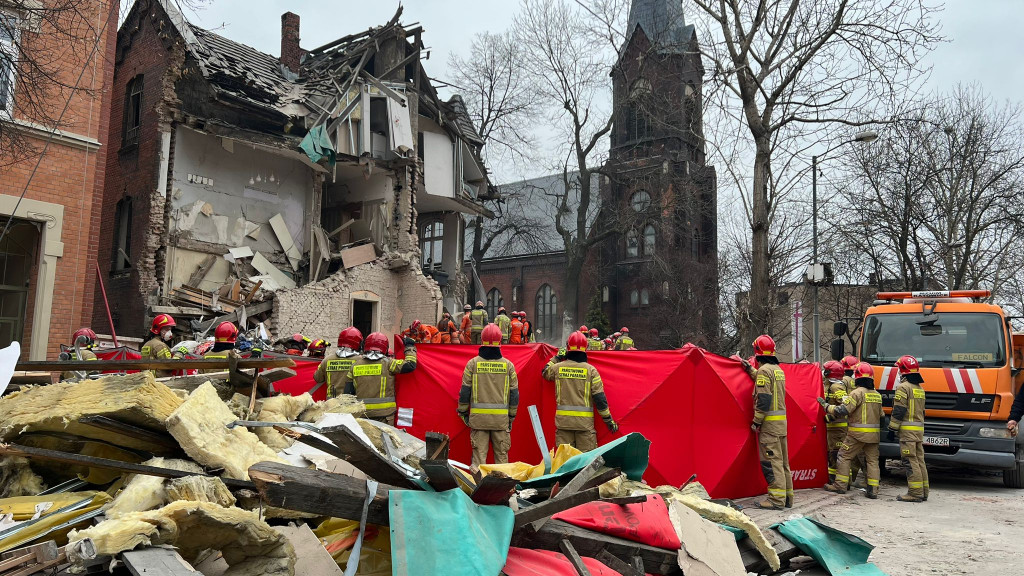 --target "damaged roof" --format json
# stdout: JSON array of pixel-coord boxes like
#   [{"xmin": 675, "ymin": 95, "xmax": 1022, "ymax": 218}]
[{"xmin": 442, "ymin": 95, "xmax": 484, "ymax": 146}]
